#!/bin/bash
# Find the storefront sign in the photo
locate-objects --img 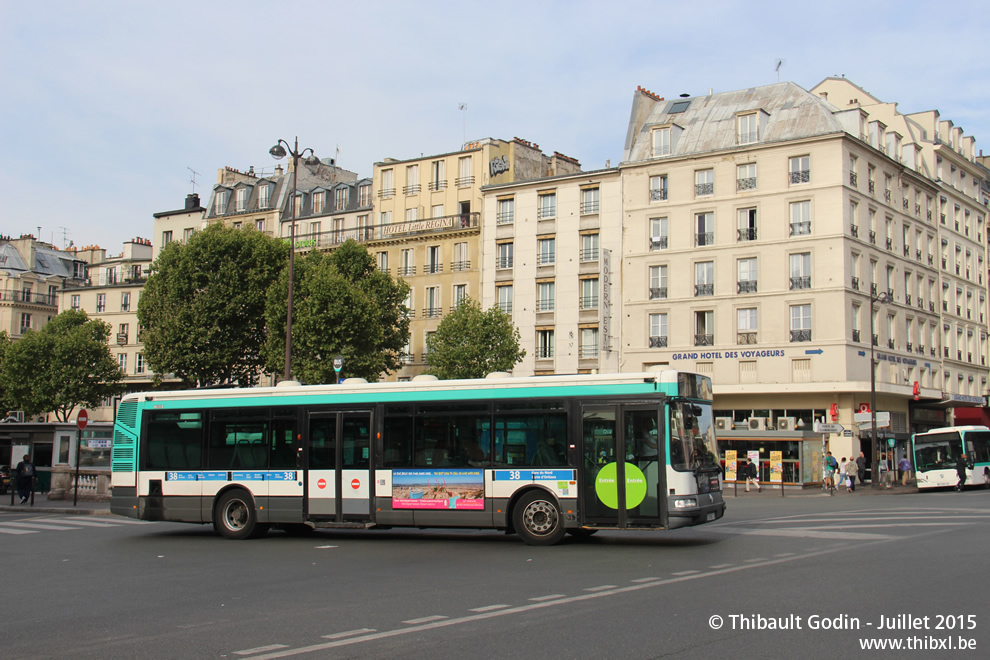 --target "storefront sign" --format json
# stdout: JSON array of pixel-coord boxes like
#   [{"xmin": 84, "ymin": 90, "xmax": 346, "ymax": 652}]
[
  {"xmin": 381, "ymin": 217, "xmax": 455, "ymax": 236},
  {"xmin": 671, "ymin": 349, "xmax": 786, "ymax": 361}
]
